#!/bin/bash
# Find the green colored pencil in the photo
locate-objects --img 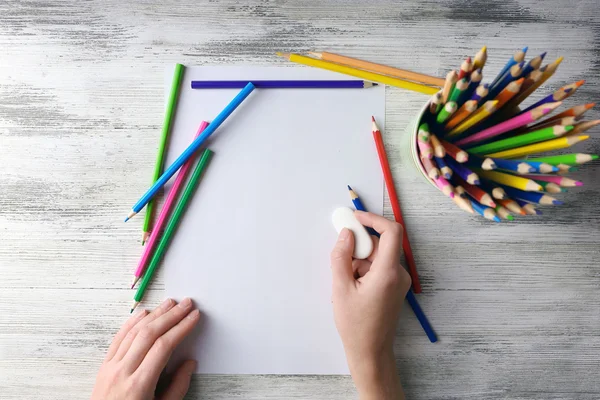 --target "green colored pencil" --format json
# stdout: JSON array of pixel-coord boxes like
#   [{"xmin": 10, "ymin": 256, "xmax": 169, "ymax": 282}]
[
  {"xmin": 537, "ymin": 180, "xmax": 566, "ymax": 194},
  {"xmin": 448, "ymin": 78, "xmax": 469, "ymax": 103},
  {"xmin": 526, "ymin": 153, "xmax": 599, "ymax": 166},
  {"xmin": 468, "ymin": 125, "xmax": 574, "ymax": 155},
  {"xmin": 131, "ymin": 149, "xmax": 213, "ymax": 312},
  {"xmin": 437, "ymin": 102, "xmax": 457, "ymax": 124},
  {"xmin": 142, "ymin": 63, "xmax": 186, "ymax": 245}
]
